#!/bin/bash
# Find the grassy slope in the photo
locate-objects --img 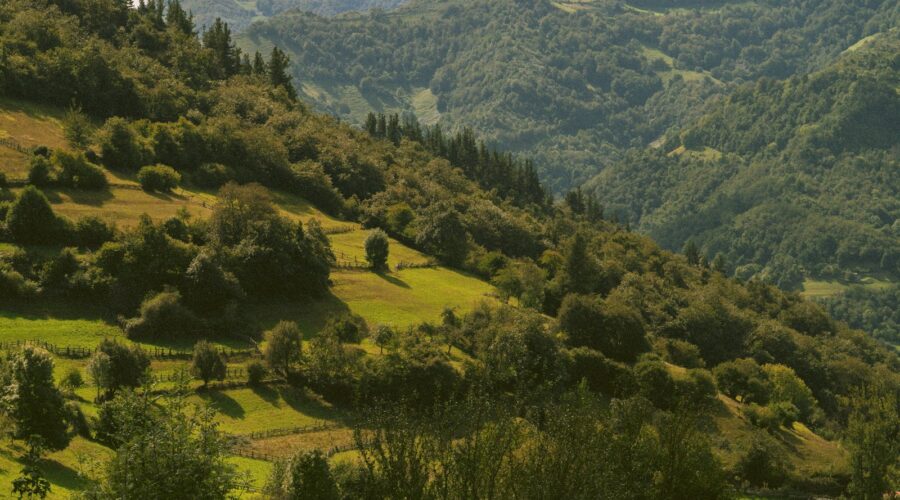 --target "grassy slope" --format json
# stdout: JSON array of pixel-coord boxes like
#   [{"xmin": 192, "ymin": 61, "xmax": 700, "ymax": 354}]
[{"xmin": 0, "ymin": 98, "xmax": 497, "ymax": 348}]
